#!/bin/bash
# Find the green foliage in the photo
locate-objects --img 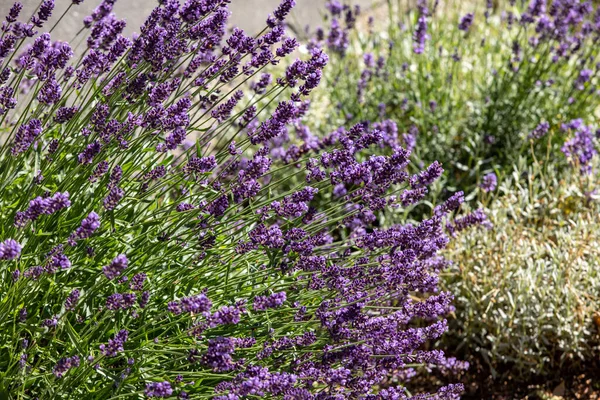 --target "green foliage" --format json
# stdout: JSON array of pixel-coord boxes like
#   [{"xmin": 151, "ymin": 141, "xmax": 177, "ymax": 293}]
[{"xmin": 309, "ymin": 1, "xmax": 600, "ymax": 192}]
